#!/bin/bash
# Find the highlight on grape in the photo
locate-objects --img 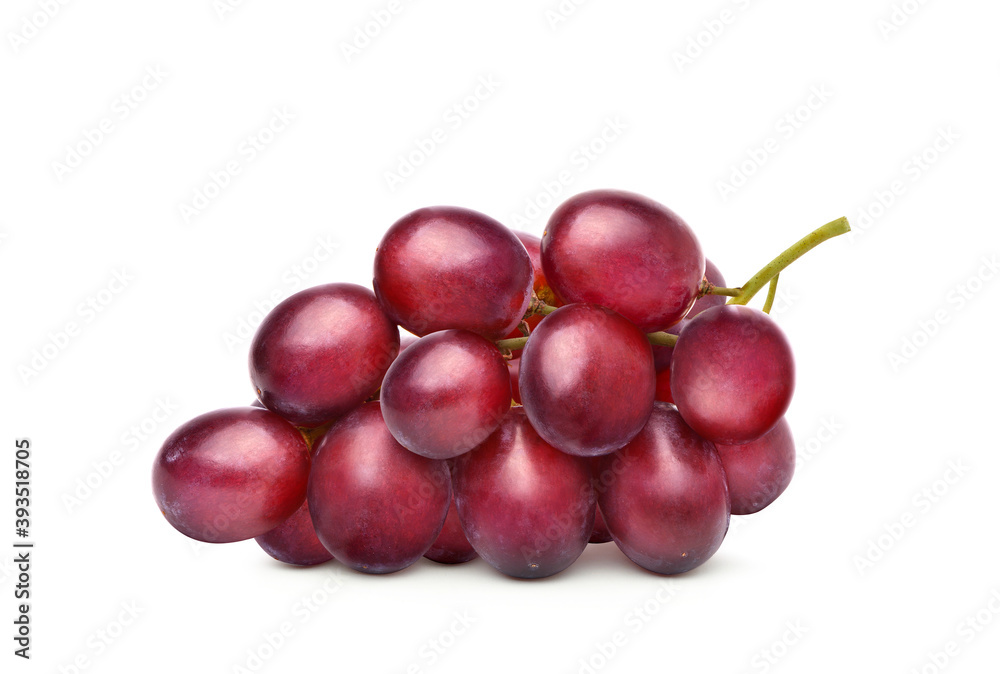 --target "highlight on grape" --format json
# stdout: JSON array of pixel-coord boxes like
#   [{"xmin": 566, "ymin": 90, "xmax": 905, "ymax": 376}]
[{"xmin": 152, "ymin": 187, "xmax": 850, "ymax": 578}]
